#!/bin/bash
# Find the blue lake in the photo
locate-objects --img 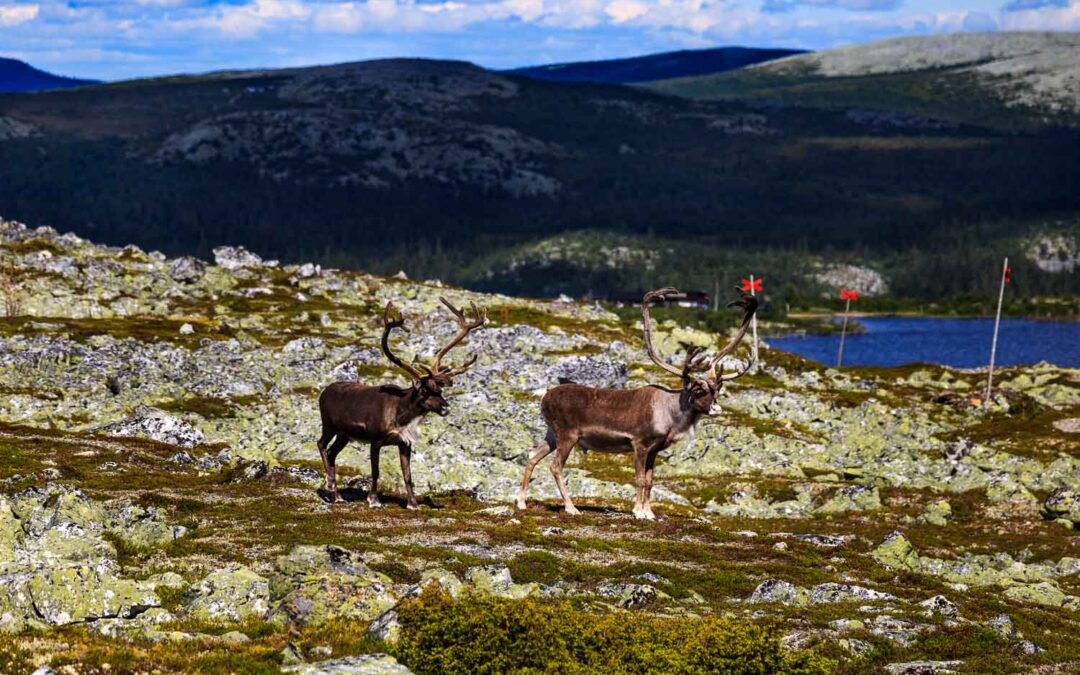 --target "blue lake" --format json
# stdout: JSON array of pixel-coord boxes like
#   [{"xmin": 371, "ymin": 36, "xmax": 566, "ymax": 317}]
[{"xmin": 769, "ymin": 316, "xmax": 1080, "ymax": 368}]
